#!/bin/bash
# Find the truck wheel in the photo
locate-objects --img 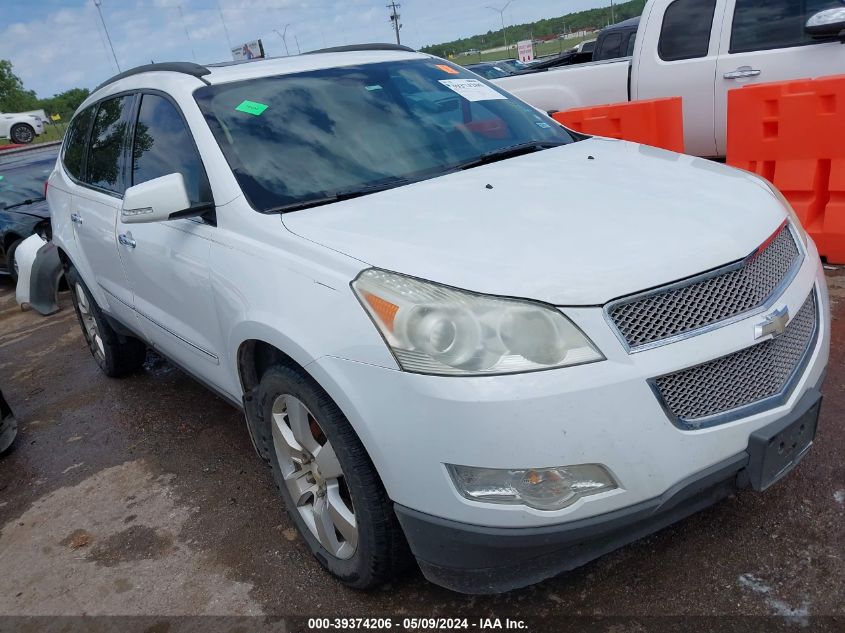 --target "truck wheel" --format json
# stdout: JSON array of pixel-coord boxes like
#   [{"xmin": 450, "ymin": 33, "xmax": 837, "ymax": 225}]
[
  {"xmin": 6, "ymin": 238, "xmax": 21, "ymax": 283},
  {"xmin": 10, "ymin": 123, "xmax": 35, "ymax": 145},
  {"xmin": 66, "ymin": 265, "xmax": 146, "ymax": 377},
  {"xmin": 256, "ymin": 365, "xmax": 411, "ymax": 589}
]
